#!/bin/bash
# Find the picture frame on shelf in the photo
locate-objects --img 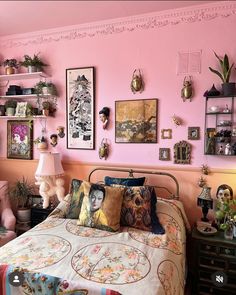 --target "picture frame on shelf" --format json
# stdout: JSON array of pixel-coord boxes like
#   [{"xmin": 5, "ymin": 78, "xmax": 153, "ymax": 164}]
[
  {"xmin": 159, "ymin": 148, "xmax": 170, "ymax": 161},
  {"xmin": 7, "ymin": 120, "xmax": 33, "ymax": 160},
  {"xmin": 115, "ymin": 99, "xmax": 157, "ymax": 143},
  {"xmin": 15, "ymin": 102, "xmax": 28, "ymax": 117},
  {"xmin": 161, "ymin": 129, "xmax": 172, "ymax": 139},
  {"xmin": 188, "ymin": 127, "xmax": 200, "ymax": 140},
  {"xmin": 66, "ymin": 67, "xmax": 95, "ymax": 150}
]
